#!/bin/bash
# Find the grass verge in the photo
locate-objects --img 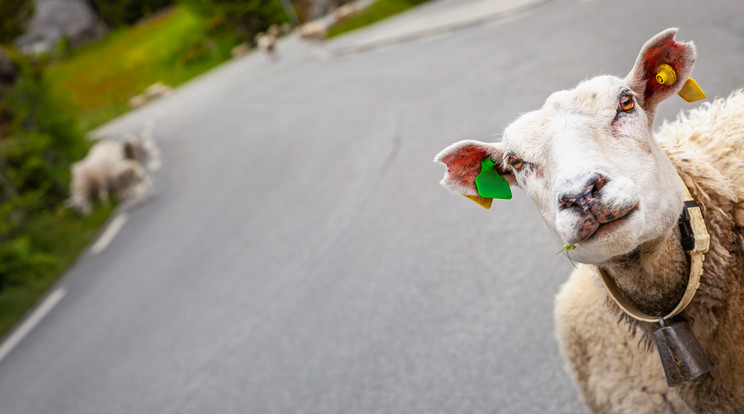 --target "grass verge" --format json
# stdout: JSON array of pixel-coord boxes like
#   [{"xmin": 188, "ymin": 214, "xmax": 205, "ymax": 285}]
[
  {"xmin": 46, "ymin": 6, "xmax": 240, "ymax": 131},
  {"xmin": 327, "ymin": 0, "xmax": 433, "ymax": 39},
  {"xmin": 0, "ymin": 204, "xmax": 115, "ymax": 338}
]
